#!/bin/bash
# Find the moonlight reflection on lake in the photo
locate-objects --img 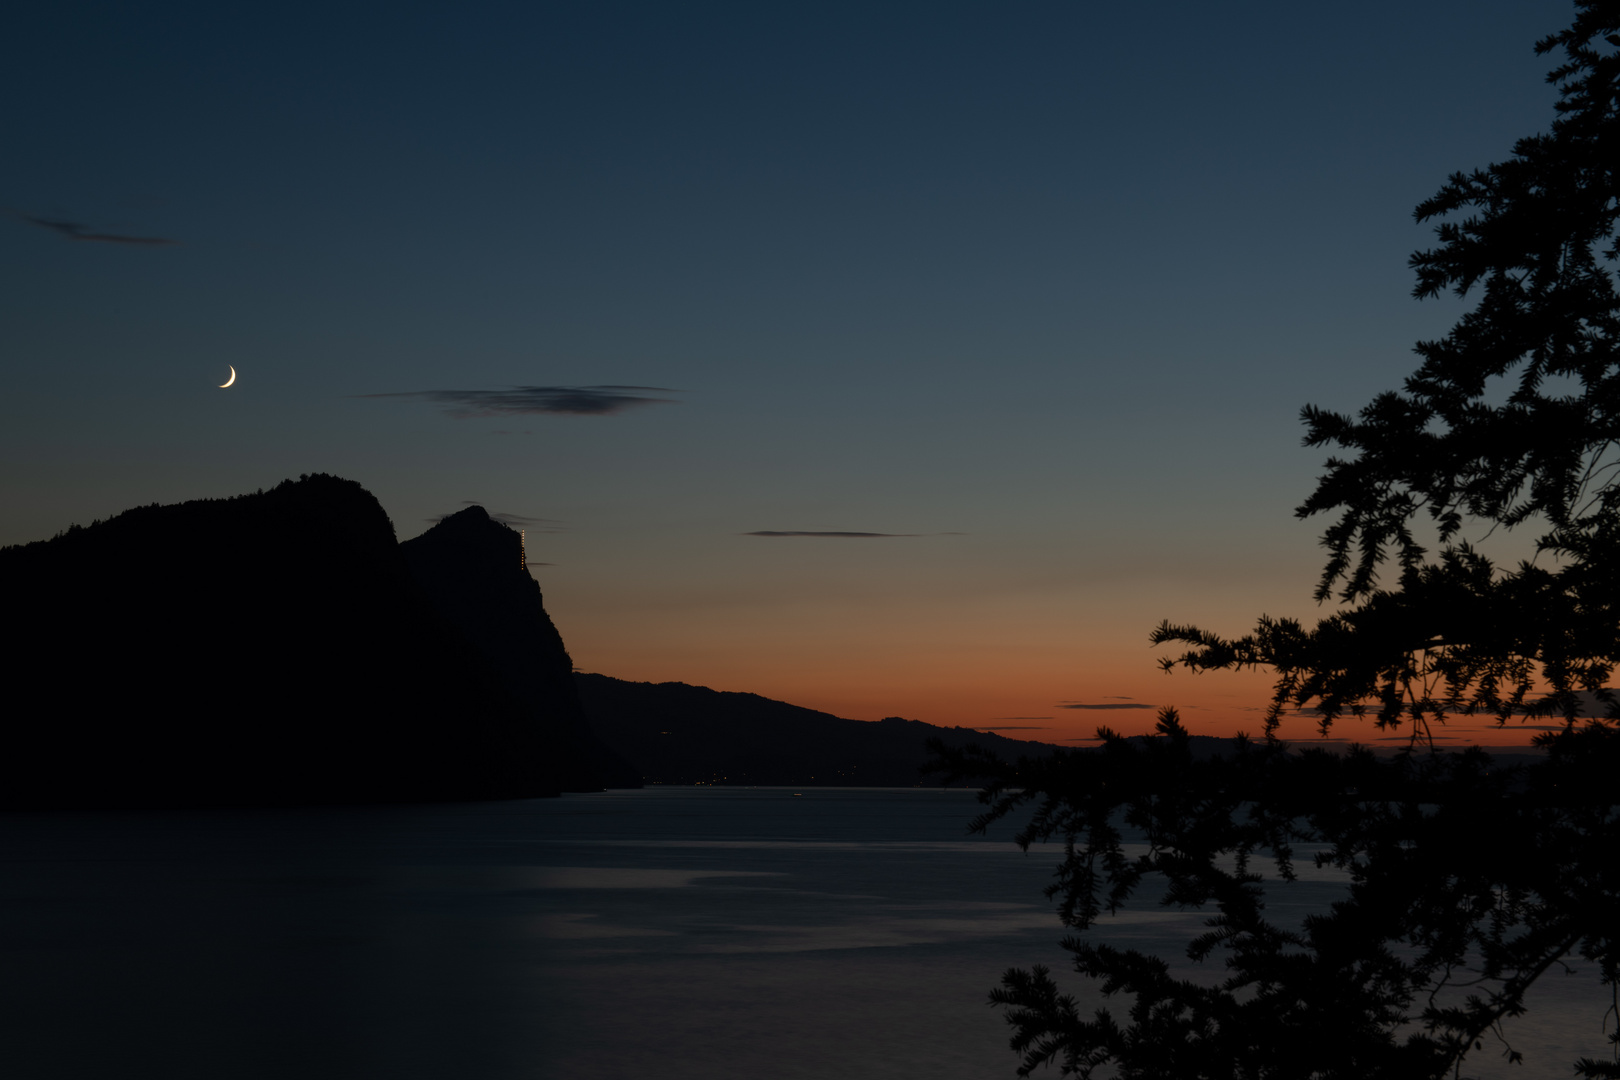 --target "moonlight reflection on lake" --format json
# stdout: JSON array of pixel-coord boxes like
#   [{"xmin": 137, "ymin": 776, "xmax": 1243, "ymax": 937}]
[{"xmin": 0, "ymin": 788, "xmax": 1604, "ymax": 1079}]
